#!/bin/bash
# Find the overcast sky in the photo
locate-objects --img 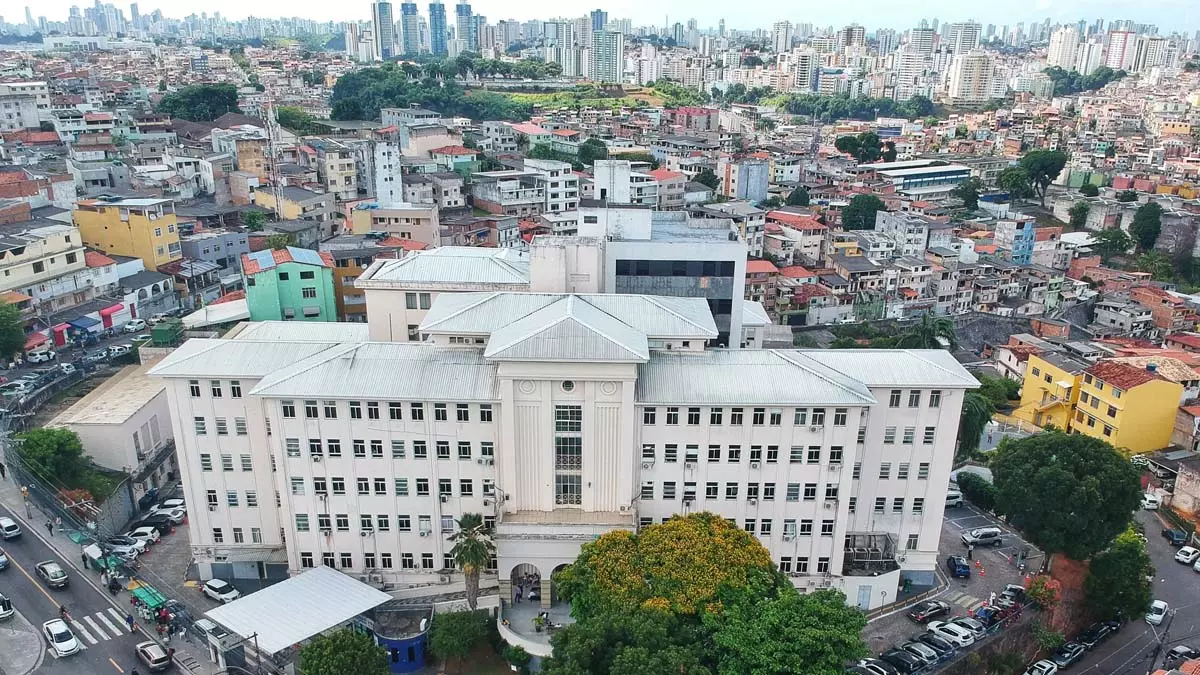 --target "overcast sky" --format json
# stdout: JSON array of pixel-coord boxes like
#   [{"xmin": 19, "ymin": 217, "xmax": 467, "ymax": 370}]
[{"xmin": 21, "ymin": 0, "xmax": 1200, "ymax": 33}]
